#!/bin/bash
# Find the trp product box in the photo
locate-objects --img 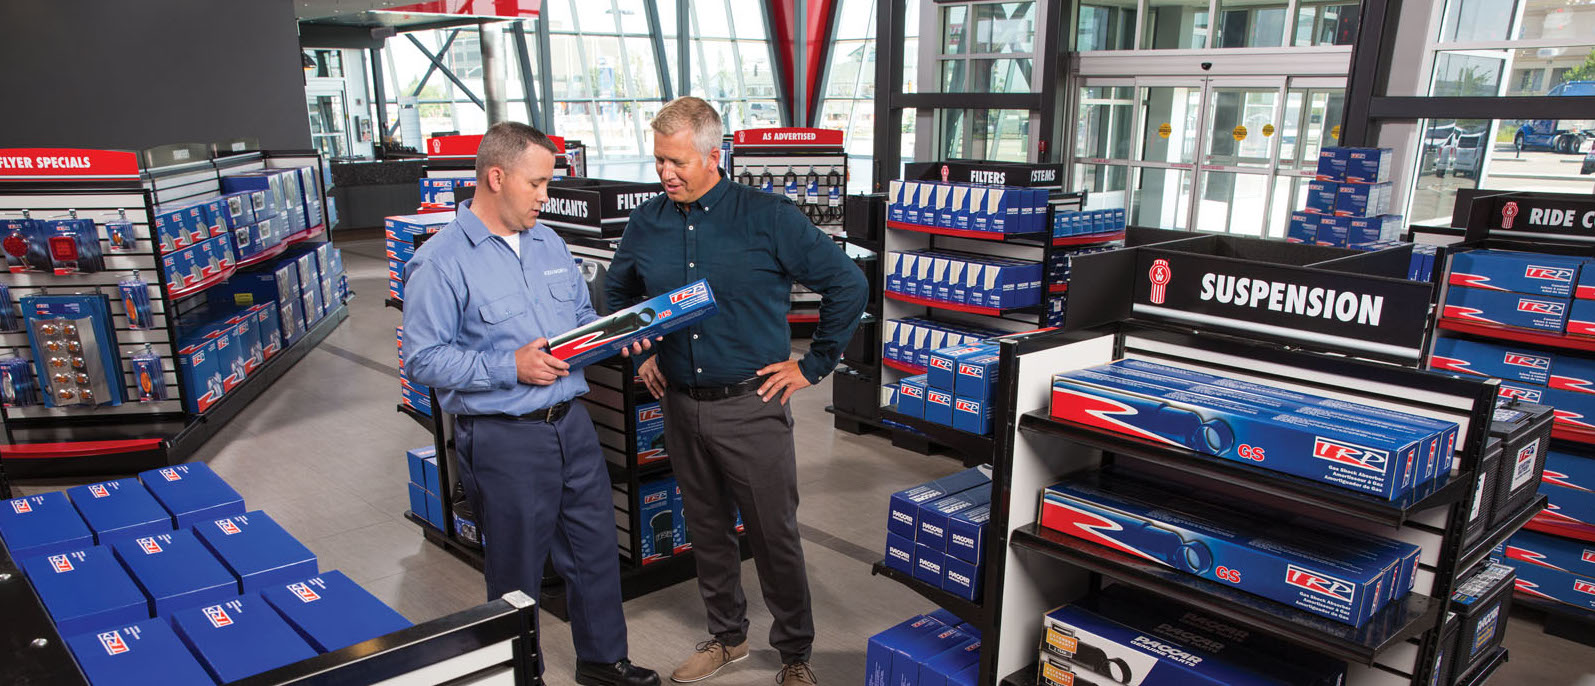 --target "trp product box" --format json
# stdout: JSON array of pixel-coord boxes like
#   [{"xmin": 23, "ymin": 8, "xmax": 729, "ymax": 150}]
[
  {"xmin": 955, "ymin": 351, "xmax": 1000, "ymax": 403},
  {"xmin": 1449, "ymin": 250, "xmax": 1583, "ymax": 298},
  {"xmin": 139, "ymin": 462, "xmax": 245, "ymax": 529},
  {"xmin": 1315, "ymin": 147, "xmax": 1347, "ymax": 181},
  {"xmin": 0, "ymin": 491, "xmax": 93, "ymax": 559},
  {"xmin": 111, "ymin": 529, "xmax": 238, "ymax": 616},
  {"xmin": 898, "ymin": 374, "xmax": 928, "ymax": 418},
  {"xmin": 1540, "ymin": 478, "xmax": 1595, "ymax": 528},
  {"xmin": 548, "ymin": 279, "xmax": 718, "ymax": 370},
  {"xmin": 928, "ymin": 345, "xmax": 991, "ymax": 391},
  {"xmin": 1430, "ymin": 336, "xmax": 1554, "ymax": 385},
  {"xmin": 1305, "ymin": 181, "xmax": 1340, "ymax": 214},
  {"xmin": 1442, "ymin": 285, "xmax": 1569, "ymax": 333},
  {"xmin": 171, "ymin": 594, "xmax": 319, "ymax": 683},
  {"xmin": 261, "ymin": 570, "xmax": 412, "ymax": 652},
  {"xmin": 66, "ymin": 619, "xmax": 216, "ymax": 686},
  {"xmin": 193, "ymin": 511, "xmax": 317, "ymax": 592},
  {"xmin": 1541, "ymin": 449, "xmax": 1595, "ymax": 493},
  {"xmin": 888, "ymin": 467, "xmax": 992, "ymax": 540},
  {"xmin": 1567, "ymin": 298, "xmax": 1595, "ymax": 337},
  {"xmin": 925, "ymin": 387, "xmax": 955, "ymax": 426},
  {"xmin": 1577, "ymin": 262, "xmax": 1595, "ymax": 300},
  {"xmin": 1501, "ymin": 528, "xmax": 1595, "ymax": 583},
  {"xmin": 953, "ymin": 396, "xmax": 993, "ymax": 435},
  {"xmin": 865, "ymin": 615, "xmax": 950, "ymax": 686},
  {"xmin": 1052, "ymin": 366, "xmax": 1423, "ymax": 498},
  {"xmin": 946, "ymin": 504, "xmax": 990, "ymax": 565},
  {"xmin": 637, "ymin": 478, "xmax": 675, "ymax": 565},
  {"xmin": 222, "ymin": 171, "xmax": 291, "ymax": 221},
  {"xmin": 1334, "ymin": 182, "xmax": 1393, "ymax": 217},
  {"xmin": 67, "ymin": 478, "xmax": 173, "ymax": 546},
  {"xmin": 1315, "ymin": 215, "xmax": 1350, "ymax": 248},
  {"xmin": 636, "ymin": 401, "xmax": 668, "ymax": 465},
  {"xmin": 1287, "ymin": 212, "xmax": 1319, "ymax": 244},
  {"xmin": 1042, "ymin": 470, "xmax": 1402, "ymax": 625},
  {"xmin": 21, "ymin": 547, "xmax": 149, "ymax": 637},
  {"xmin": 1501, "ymin": 553, "xmax": 1595, "ymax": 612},
  {"xmin": 1346, "ymin": 215, "xmax": 1402, "ymax": 245},
  {"xmin": 918, "ymin": 637, "xmax": 982, "ymax": 686},
  {"xmin": 670, "ymin": 479, "xmax": 691, "ymax": 554},
  {"xmin": 1343, "ymin": 147, "xmax": 1394, "ymax": 184},
  {"xmin": 918, "ymin": 485, "xmax": 992, "ymax": 550}
]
